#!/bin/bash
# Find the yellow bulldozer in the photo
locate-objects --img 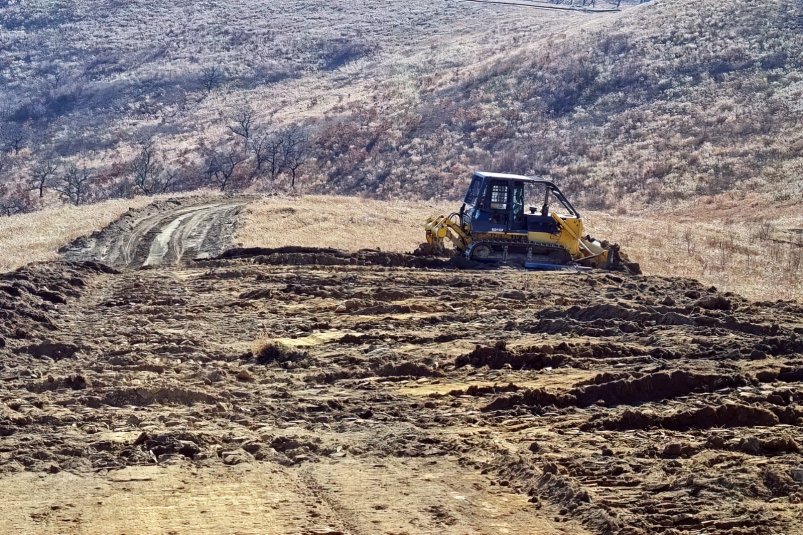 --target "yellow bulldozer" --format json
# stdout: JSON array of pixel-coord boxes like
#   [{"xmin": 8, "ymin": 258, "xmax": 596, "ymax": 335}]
[{"xmin": 423, "ymin": 171, "xmax": 639, "ymax": 273}]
